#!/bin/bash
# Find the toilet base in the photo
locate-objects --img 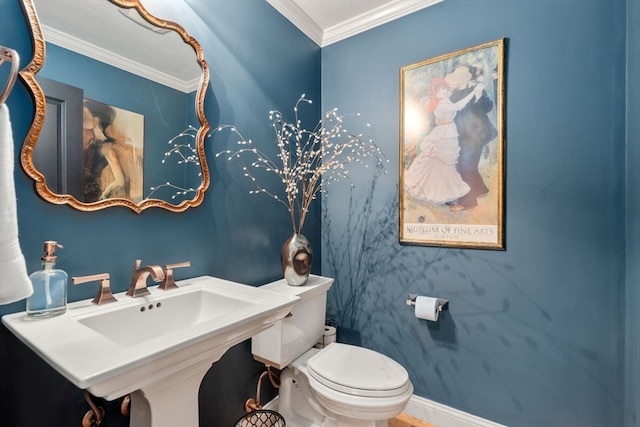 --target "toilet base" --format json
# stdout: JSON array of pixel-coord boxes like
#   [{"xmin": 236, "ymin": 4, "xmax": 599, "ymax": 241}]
[{"xmin": 277, "ymin": 367, "xmax": 390, "ymax": 427}]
